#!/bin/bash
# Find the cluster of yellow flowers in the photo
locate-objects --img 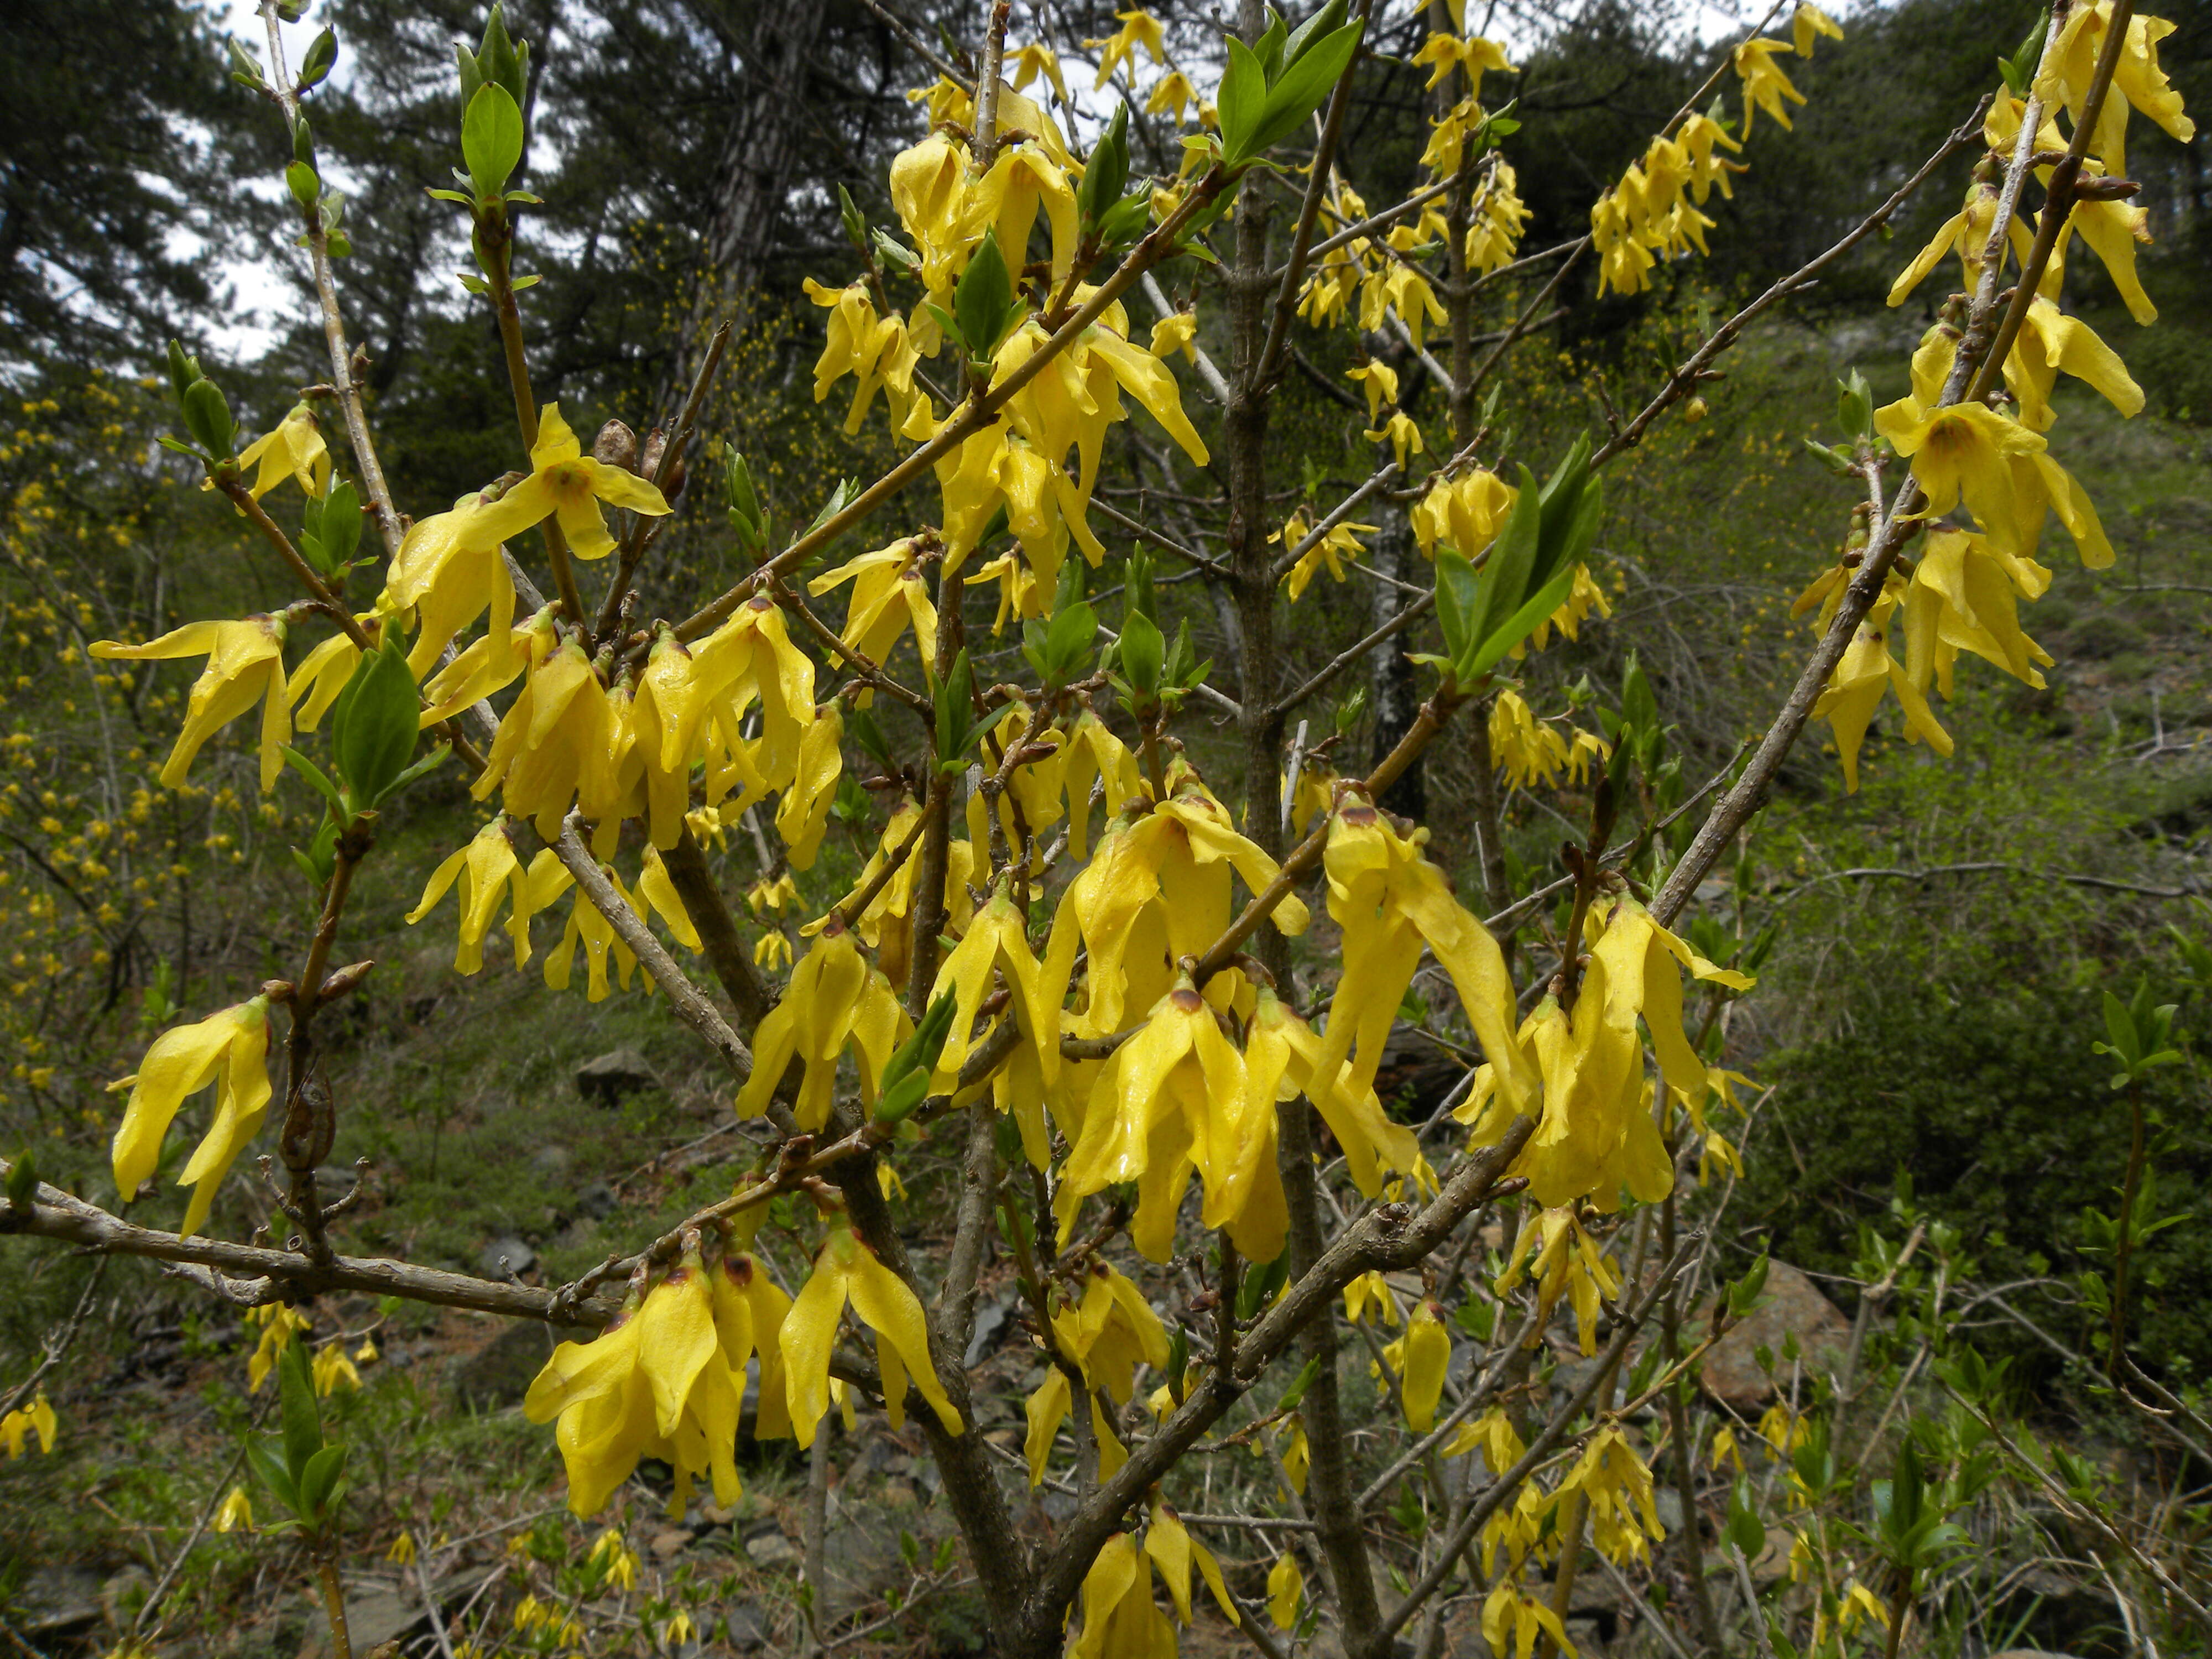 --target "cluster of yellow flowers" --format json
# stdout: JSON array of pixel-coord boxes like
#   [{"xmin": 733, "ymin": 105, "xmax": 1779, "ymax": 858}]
[
  {"xmin": 1810, "ymin": 0, "xmax": 2190, "ymax": 787},
  {"xmin": 526, "ymin": 1217, "xmax": 958, "ymax": 1516},
  {"xmin": 0, "ymin": 1391, "xmax": 57, "ymax": 1458}
]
